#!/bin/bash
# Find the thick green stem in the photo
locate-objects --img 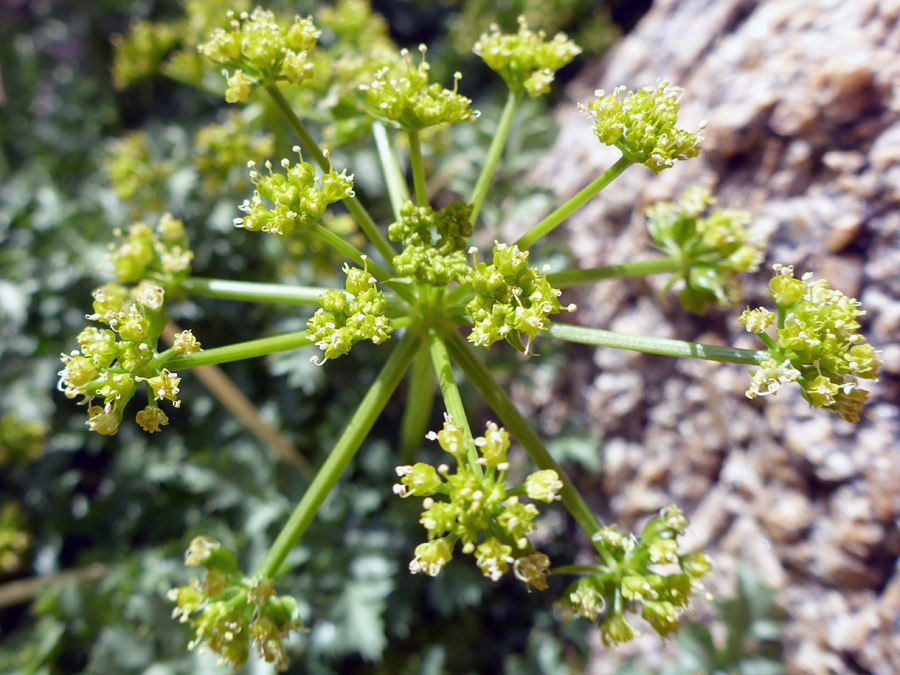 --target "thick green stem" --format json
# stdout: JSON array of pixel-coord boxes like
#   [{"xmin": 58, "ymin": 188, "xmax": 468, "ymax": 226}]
[
  {"xmin": 427, "ymin": 327, "xmax": 480, "ymax": 473},
  {"xmin": 255, "ymin": 332, "xmax": 421, "ymax": 578},
  {"xmin": 548, "ymin": 323, "xmax": 768, "ymax": 365},
  {"xmin": 516, "ymin": 154, "xmax": 633, "ymax": 250},
  {"xmin": 263, "ymin": 82, "xmax": 397, "ymax": 265},
  {"xmin": 443, "ymin": 329, "xmax": 603, "ymax": 545},
  {"xmin": 164, "ymin": 331, "xmax": 312, "ymax": 370},
  {"xmin": 399, "ymin": 345, "xmax": 436, "ymax": 464},
  {"xmin": 547, "ymin": 256, "xmax": 683, "ymax": 289},
  {"xmin": 181, "ymin": 277, "xmax": 328, "ymax": 306},
  {"xmin": 373, "ymin": 121, "xmax": 410, "ymax": 221},
  {"xmin": 408, "ymin": 129, "xmax": 429, "ymax": 207},
  {"xmin": 469, "ymin": 89, "xmax": 521, "ymax": 225}
]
